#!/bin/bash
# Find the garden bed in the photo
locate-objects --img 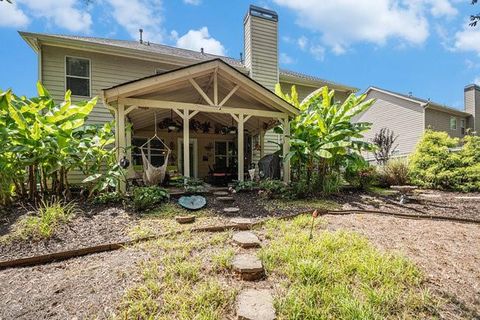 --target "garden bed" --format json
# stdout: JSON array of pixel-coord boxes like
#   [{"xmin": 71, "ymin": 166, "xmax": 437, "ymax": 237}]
[{"xmin": 333, "ymin": 189, "xmax": 480, "ymax": 222}]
